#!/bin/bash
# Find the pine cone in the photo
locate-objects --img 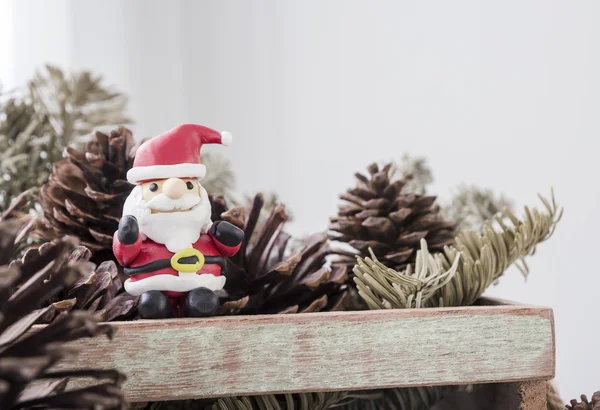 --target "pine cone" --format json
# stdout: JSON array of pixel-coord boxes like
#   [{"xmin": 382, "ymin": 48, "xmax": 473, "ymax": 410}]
[
  {"xmin": 329, "ymin": 162, "xmax": 456, "ymax": 271},
  {"xmin": 211, "ymin": 193, "xmax": 349, "ymax": 314},
  {"xmin": 37, "ymin": 126, "xmax": 139, "ymax": 264},
  {"xmin": 21, "ymin": 243, "xmax": 138, "ymax": 323},
  {"xmin": 567, "ymin": 392, "xmax": 600, "ymax": 410},
  {"xmin": 0, "ymin": 219, "xmax": 125, "ymax": 409}
]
